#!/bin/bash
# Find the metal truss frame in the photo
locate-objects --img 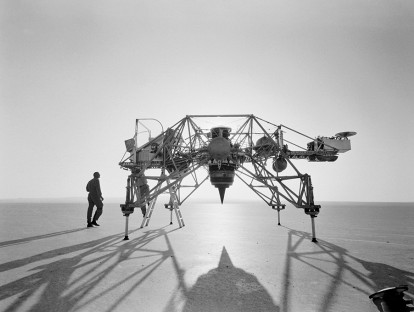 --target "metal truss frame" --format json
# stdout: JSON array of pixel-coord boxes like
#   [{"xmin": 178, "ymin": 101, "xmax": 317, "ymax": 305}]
[{"xmin": 119, "ymin": 115, "xmax": 336, "ymax": 242}]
